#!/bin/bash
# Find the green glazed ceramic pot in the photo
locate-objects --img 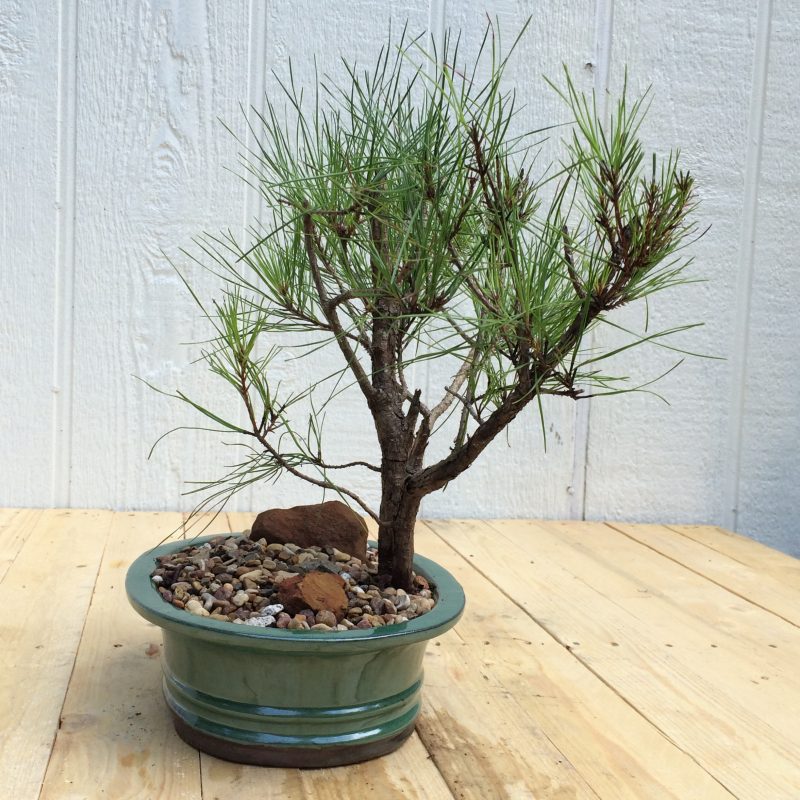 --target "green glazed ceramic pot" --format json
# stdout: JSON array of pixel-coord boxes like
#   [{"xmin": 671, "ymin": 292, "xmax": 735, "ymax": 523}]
[{"xmin": 126, "ymin": 535, "xmax": 465, "ymax": 768}]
